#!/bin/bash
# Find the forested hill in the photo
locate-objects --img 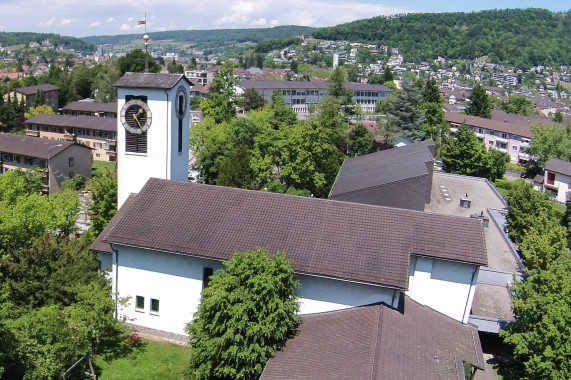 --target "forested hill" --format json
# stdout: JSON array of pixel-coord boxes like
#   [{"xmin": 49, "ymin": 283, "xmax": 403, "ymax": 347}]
[
  {"xmin": 82, "ymin": 25, "xmax": 314, "ymax": 50},
  {"xmin": 312, "ymin": 8, "xmax": 571, "ymax": 68},
  {"xmin": 0, "ymin": 32, "xmax": 95, "ymax": 53}
]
